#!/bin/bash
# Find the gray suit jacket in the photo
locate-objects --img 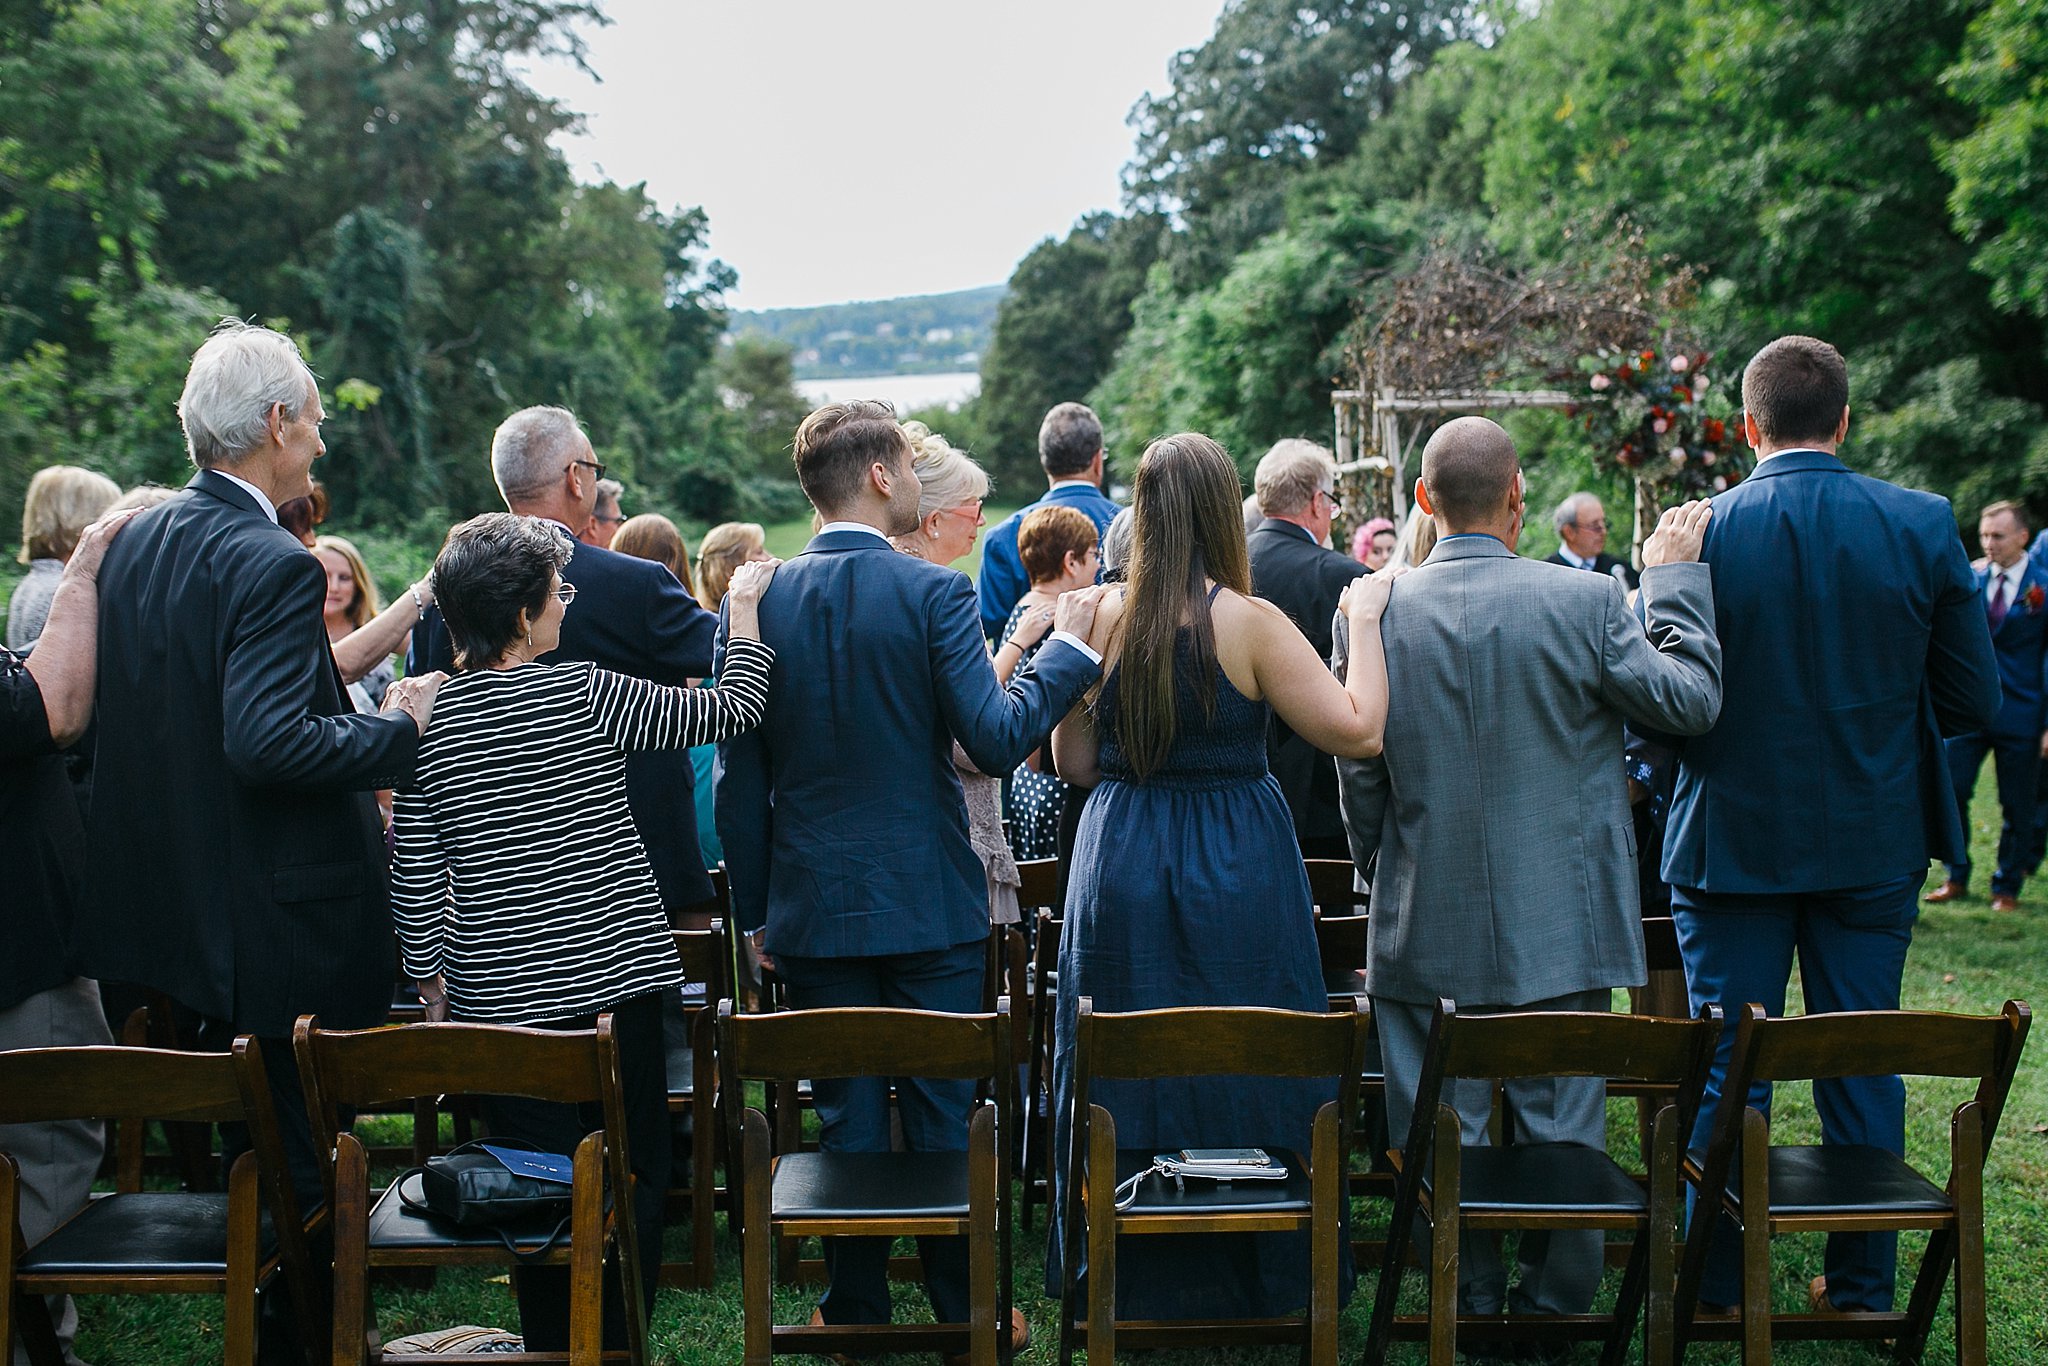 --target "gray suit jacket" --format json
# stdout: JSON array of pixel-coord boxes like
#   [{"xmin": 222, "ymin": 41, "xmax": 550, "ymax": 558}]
[{"xmin": 1335, "ymin": 535, "xmax": 1721, "ymax": 1007}]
